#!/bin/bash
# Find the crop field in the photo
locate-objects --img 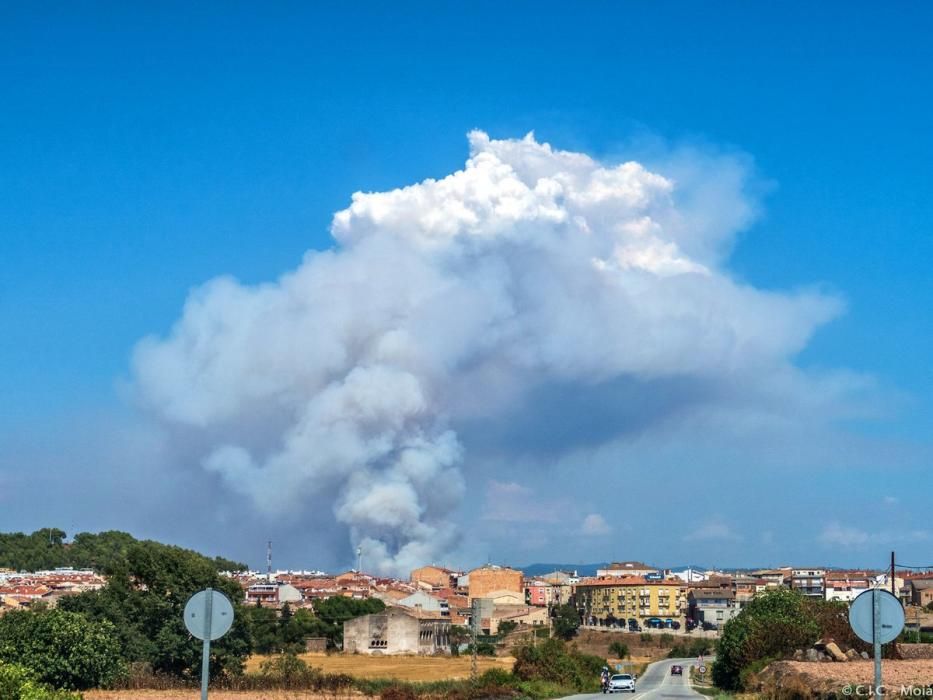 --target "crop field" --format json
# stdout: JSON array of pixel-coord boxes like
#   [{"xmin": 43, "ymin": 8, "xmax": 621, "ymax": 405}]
[{"xmin": 244, "ymin": 652, "xmax": 516, "ymax": 680}]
